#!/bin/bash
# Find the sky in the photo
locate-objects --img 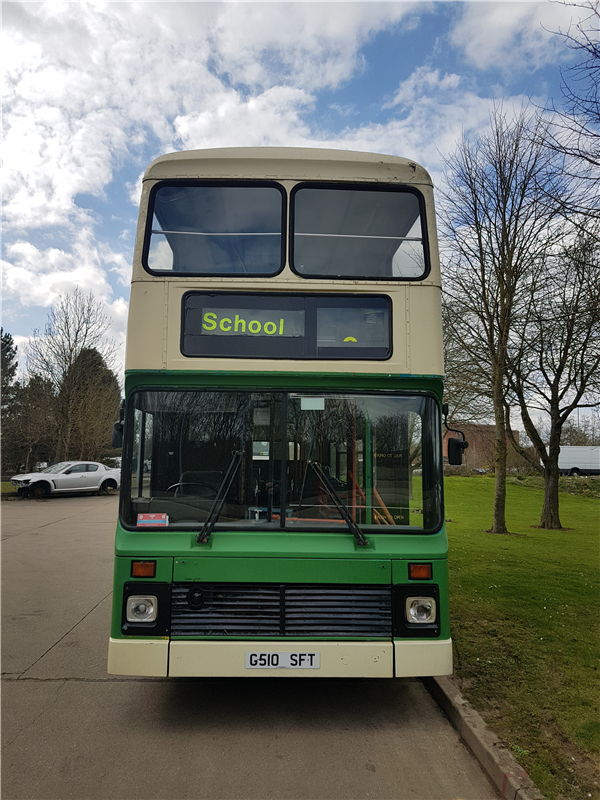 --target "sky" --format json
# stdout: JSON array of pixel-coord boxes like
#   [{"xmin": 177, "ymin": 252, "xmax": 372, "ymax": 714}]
[{"xmin": 1, "ymin": 0, "xmax": 590, "ymax": 377}]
